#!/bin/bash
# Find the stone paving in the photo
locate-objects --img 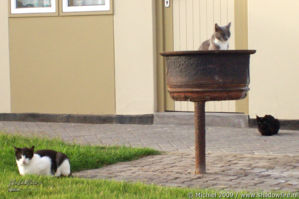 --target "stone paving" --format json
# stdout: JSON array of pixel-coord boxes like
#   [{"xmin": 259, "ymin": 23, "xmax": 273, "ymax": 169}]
[
  {"xmin": 75, "ymin": 152, "xmax": 299, "ymax": 192},
  {"xmin": 1, "ymin": 121, "xmax": 299, "ymax": 192}
]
